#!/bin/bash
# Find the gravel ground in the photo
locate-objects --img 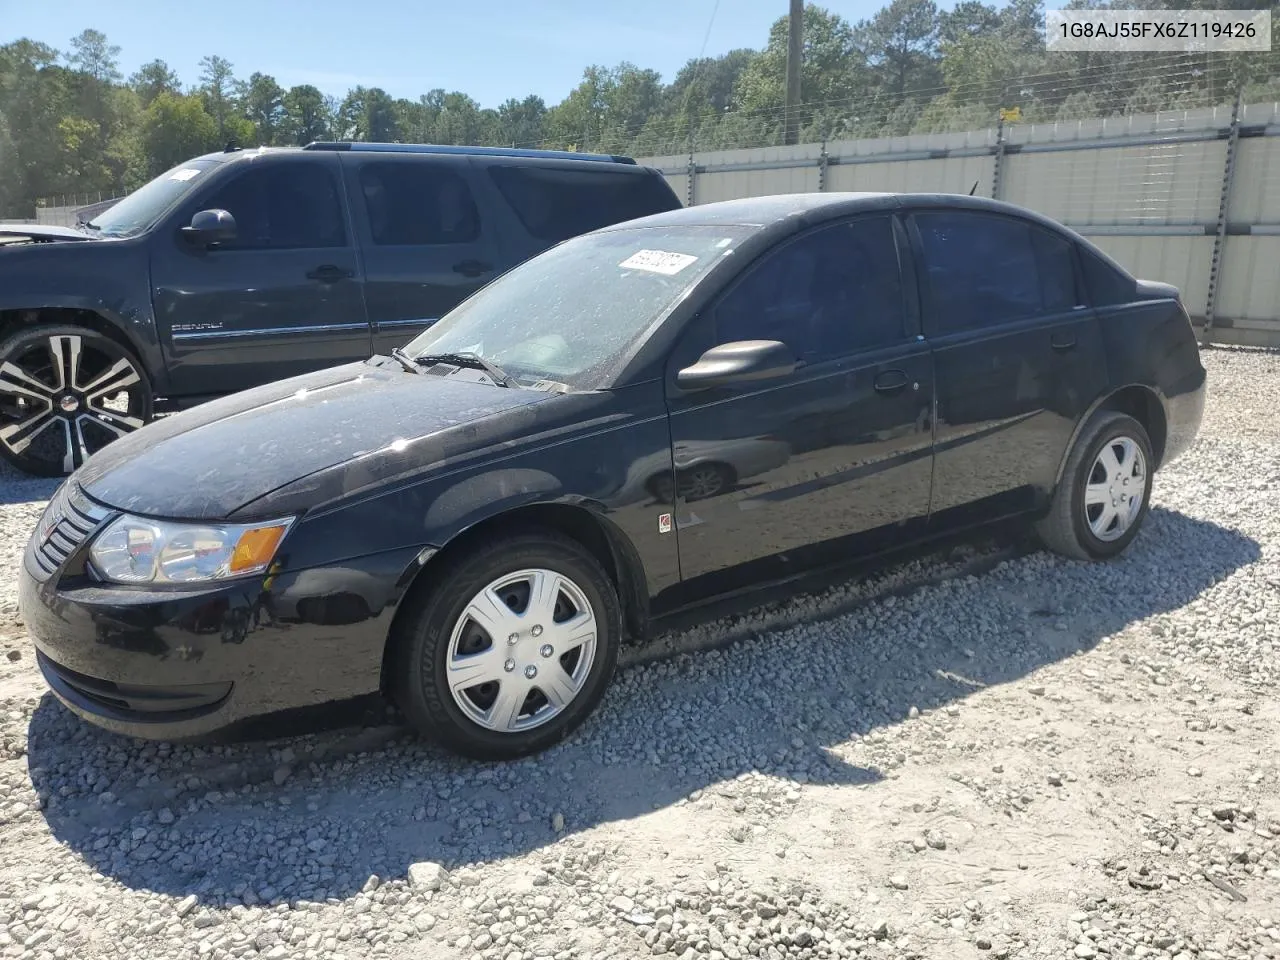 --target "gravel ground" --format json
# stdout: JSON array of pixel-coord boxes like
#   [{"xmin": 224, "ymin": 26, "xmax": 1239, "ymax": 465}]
[{"xmin": 1, "ymin": 346, "xmax": 1278, "ymax": 960}]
